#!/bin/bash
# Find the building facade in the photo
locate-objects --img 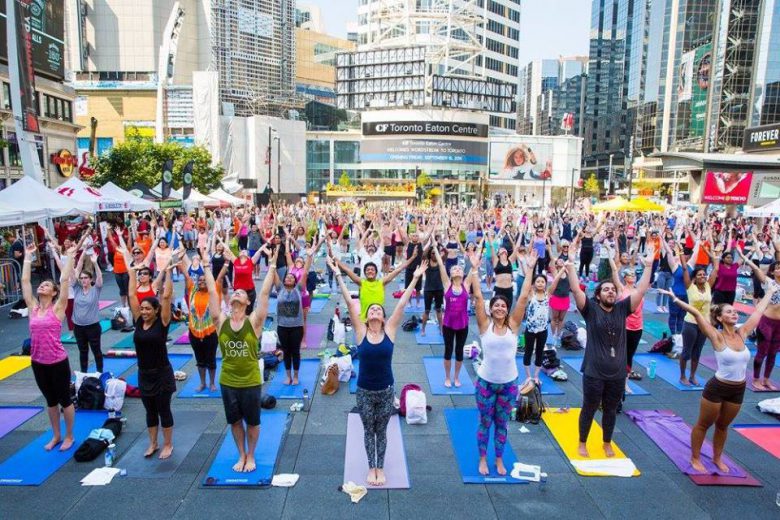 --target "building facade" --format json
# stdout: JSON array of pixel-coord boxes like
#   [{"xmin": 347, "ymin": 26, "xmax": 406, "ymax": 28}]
[
  {"xmin": 750, "ymin": 0, "xmax": 780, "ymax": 126},
  {"xmin": 295, "ymin": 28, "xmax": 356, "ymax": 106},
  {"xmin": 518, "ymin": 56, "xmax": 587, "ymax": 135},
  {"xmin": 536, "ymin": 73, "xmax": 587, "ymax": 138}
]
